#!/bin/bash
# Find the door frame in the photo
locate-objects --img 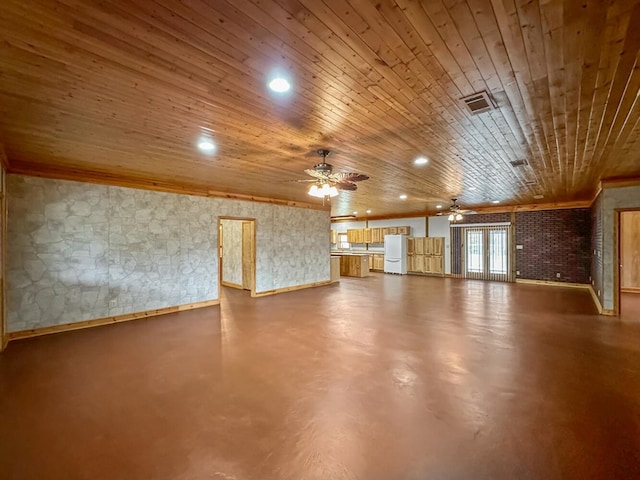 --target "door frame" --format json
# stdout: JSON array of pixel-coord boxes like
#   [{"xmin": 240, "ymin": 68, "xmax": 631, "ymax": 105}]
[
  {"xmin": 614, "ymin": 208, "xmax": 640, "ymax": 316},
  {"xmin": 218, "ymin": 217, "xmax": 257, "ymax": 297},
  {"xmin": 452, "ymin": 222, "xmax": 512, "ymax": 282}
]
